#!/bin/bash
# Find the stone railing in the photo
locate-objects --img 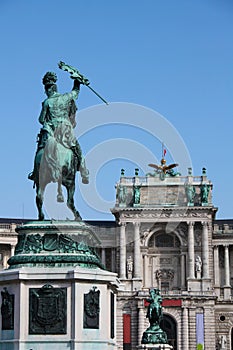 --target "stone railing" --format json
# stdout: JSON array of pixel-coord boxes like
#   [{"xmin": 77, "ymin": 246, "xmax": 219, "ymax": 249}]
[
  {"xmin": 213, "ymin": 223, "xmax": 233, "ymax": 235},
  {"xmin": 119, "ymin": 175, "xmax": 205, "ymax": 185},
  {"xmin": 0, "ymin": 223, "xmax": 17, "ymax": 233}
]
